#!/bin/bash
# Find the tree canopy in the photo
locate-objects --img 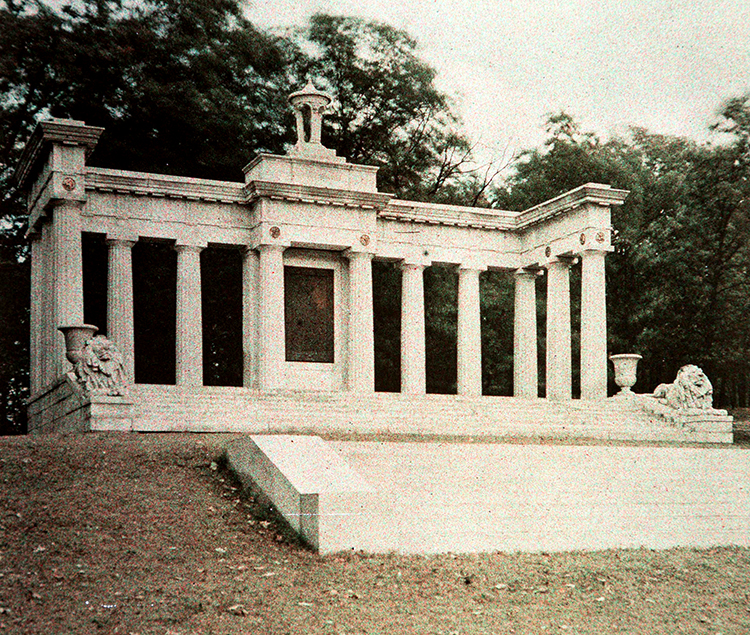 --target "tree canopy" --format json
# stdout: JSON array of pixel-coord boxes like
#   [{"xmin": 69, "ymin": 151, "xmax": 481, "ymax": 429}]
[
  {"xmin": 290, "ymin": 13, "xmax": 476, "ymax": 200},
  {"xmin": 1, "ymin": 0, "xmax": 749, "ymax": 433},
  {"xmin": 491, "ymin": 97, "xmax": 750, "ymax": 402}
]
